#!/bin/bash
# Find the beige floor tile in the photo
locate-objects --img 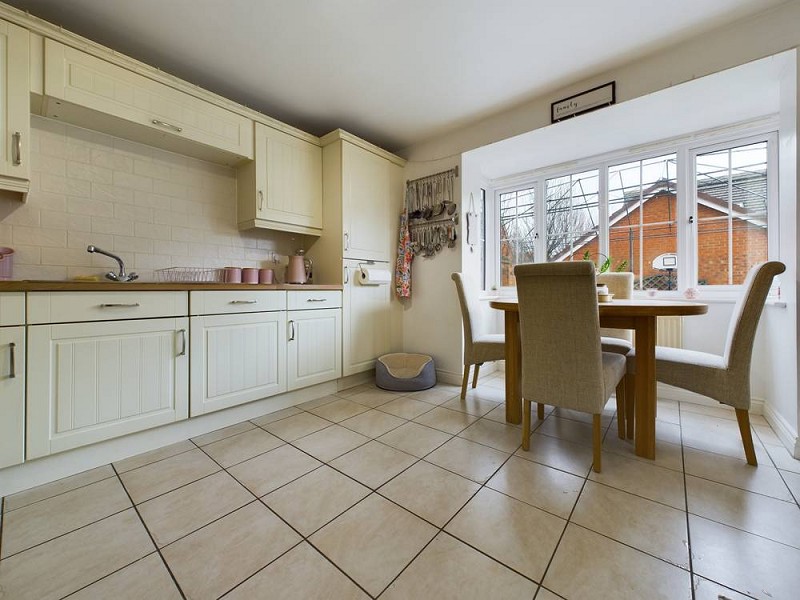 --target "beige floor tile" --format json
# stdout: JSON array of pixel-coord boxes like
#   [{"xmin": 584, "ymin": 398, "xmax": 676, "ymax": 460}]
[
  {"xmin": 331, "ymin": 441, "xmax": 418, "ymax": 488},
  {"xmin": 536, "ymin": 416, "xmax": 597, "ymax": 446},
  {"xmin": 379, "ymin": 461, "xmax": 480, "ymax": 527},
  {"xmin": 681, "ymin": 413, "xmax": 768, "ymax": 463},
  {"xmin": 655, "ymin": 420, "xmax": 683, "ymax": 445},
  {"xmin": 426, "ymin": 436, "xmax": 509, "ymax": 483},
  {"xmin": 413, "ymin": 406, "xmax": 480, "ymax": 434},
  {"xmin": 68, "ymin": 553, "xmax": 182, "ymax": 600},
  {"xmin": 602, "ymin": 432, "xmax": 685, "ymax": 472},
  {"xmin": 464, "ymin": 385, "xmax": 506, "ymax": 404},
  {"xmin": 535, "ymin": 588, "xmax": 564, "ymax": 600},
  {"xmin": 765, "ymin": 443, "xmax": 800, "ymax": 474},
  {"xmin": 782, "ymin": 469, "xmax": 800, "ymax": 501},
  {"xmin": 263, "ymin": 465, "xmax": 369, "ymax": 536},
  {"xmin": 138, "ymin": 471, "xmax": 253, "ymax": 547},
  {"xmin": 487, "ymin": 456, "xmax": 583, "ymax": 518},
  {"xmin": 753, "ymin": 422, "xmax": 784, "ymax": 446},
  {"xmin": 378, "ymin": 396, "xmax": 436, "ymax": 420},
  {"xmin": 113, "ymin": 440, "xmax": 195, "ymax": 474},
  {"xmin": 334, "ymin": 383, "xmax": 374, "ymax": 398},
  {"xmin": 381, "ymin": 532, "xmax": 537, "ymax": 600},
  {"xmin": 545, "ymin": 524, "xmax": 691, "ymax": 599},
  {"xmin": 446, "ymin": 487, "xmax": 565, "ymax": 581},
  {"xmin": 0, "ymin": 509, "xmax": 154, "ymax": 600},
  {"xmin": 377, "ymin": 421, "xmax": 453, "ymax": 457},
  {"xmin": 308, "ymin": 398, "xmax": 370, "ymax": 422},
  {"xmin": 119, "ymin": 448, "xmax": 220, "ymax": 504},
  {"xmin": 250, "ymin": 406, "xmax": 302, "ymax": 426},
  {"xmin": 263, "ymin": 412, "xmax": 332, "ymax": 441},
  {"xmin": 681, "ymin": 402, "xmax": 768, "ymax": 426},
  {"xmin": 225, "ymin": 542, "xmax": 369, "ymax": 600},
  {"xmin": 340, "ymin": 409, "xmax": 406, "ymax": 438},
  {"xmin": 515, "ymin": 433, "xmax": 594, "ymax": 476},
  {"xmin": 686, "ymin": 475, "xmax": 800, "ymax": 549},
  {"xmin": 441, "ymin": 395, "xmax": 499, "ymax": 417},
  {"xmin": 588, "ymin": 451, "xmax": 686, "ymax": 510},
  {"xmin": 2, "ymin": 465, "xmax": 115, "ymax": 512},
  {"xmin": 297, "ymin": 394, "xmax": 341, "ymax": 410},
  {"xmin": 292, "ymin": 424, "xmax": 371, "ymax": 462},
  {"xmin": 549, "ymin": 406, "xmax": 613, "ymax": 426},
  {"xmin": 347, "ymin": 388, "xmax": 398, "ymax": 408},
  {"xmin": 483, "ymin": 403, "xmax": 526, "ymax": 427},
  {"xmin": 1, "ymin": 477, "xmax": 132, "ymax": 558},
  {"xmin": 656, "ymin": 400, "xmax": 681, "ymax": 425},
  {"xmin": 310, "ymin": 494, "xmax": 437, "ymax": 597},
  {"xmin": 458, "ymin": 418, "xmax": 522, "ymax": 453},
  {"xmin": 684, "ymin": 446, "xmax": 794, "ymax": 501},
  {"xmin": 571, "ymin": 481, "xmax": 690, "ymax": 568},
  {"xmin": 202, "ymin": 427, "xmax": 284, "ymax": 467},
  {"xmin": 191, "ymin": 420, "xmax": 255, "ymax": 447},
  {"xmin": 692, "ymin": 576, "xmax": 752, "ymax": 600},
  {"xmin": 690, "ymin": 514, "xmax": 800, "ymax": 600},
  {"xmin": 228, "ymin": 444, "xmax": 322, "ymax": 497},
  {"xmin": 163, "ymin": 502, "xmax": 300, "ymax": 600},
  {"xmin": 405, "ymin": 387, "xmax": 459, "ymax": 405}
]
